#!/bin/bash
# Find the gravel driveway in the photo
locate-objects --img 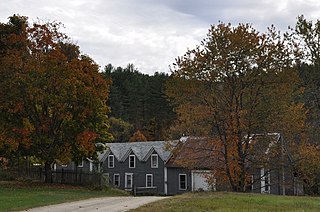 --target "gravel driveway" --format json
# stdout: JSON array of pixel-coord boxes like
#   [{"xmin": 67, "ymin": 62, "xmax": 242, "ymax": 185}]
[{"xmin": 23, "ymin": 196, "xmax": 167, "ymax": 212}]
